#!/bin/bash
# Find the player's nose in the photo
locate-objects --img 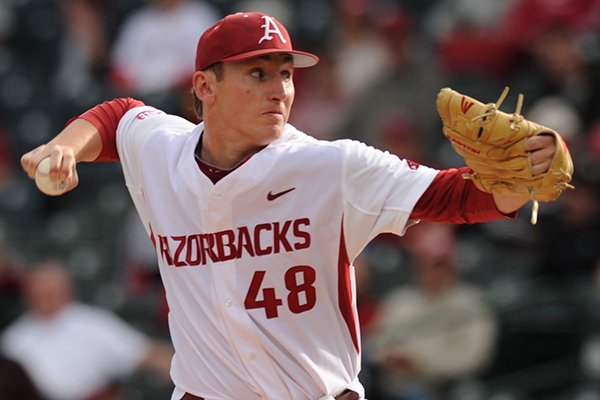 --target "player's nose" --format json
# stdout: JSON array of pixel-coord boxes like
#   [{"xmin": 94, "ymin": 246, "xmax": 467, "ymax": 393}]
[{"xmin": 268, "ymin": 76, "xmax": 293, "ymax": 102}]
